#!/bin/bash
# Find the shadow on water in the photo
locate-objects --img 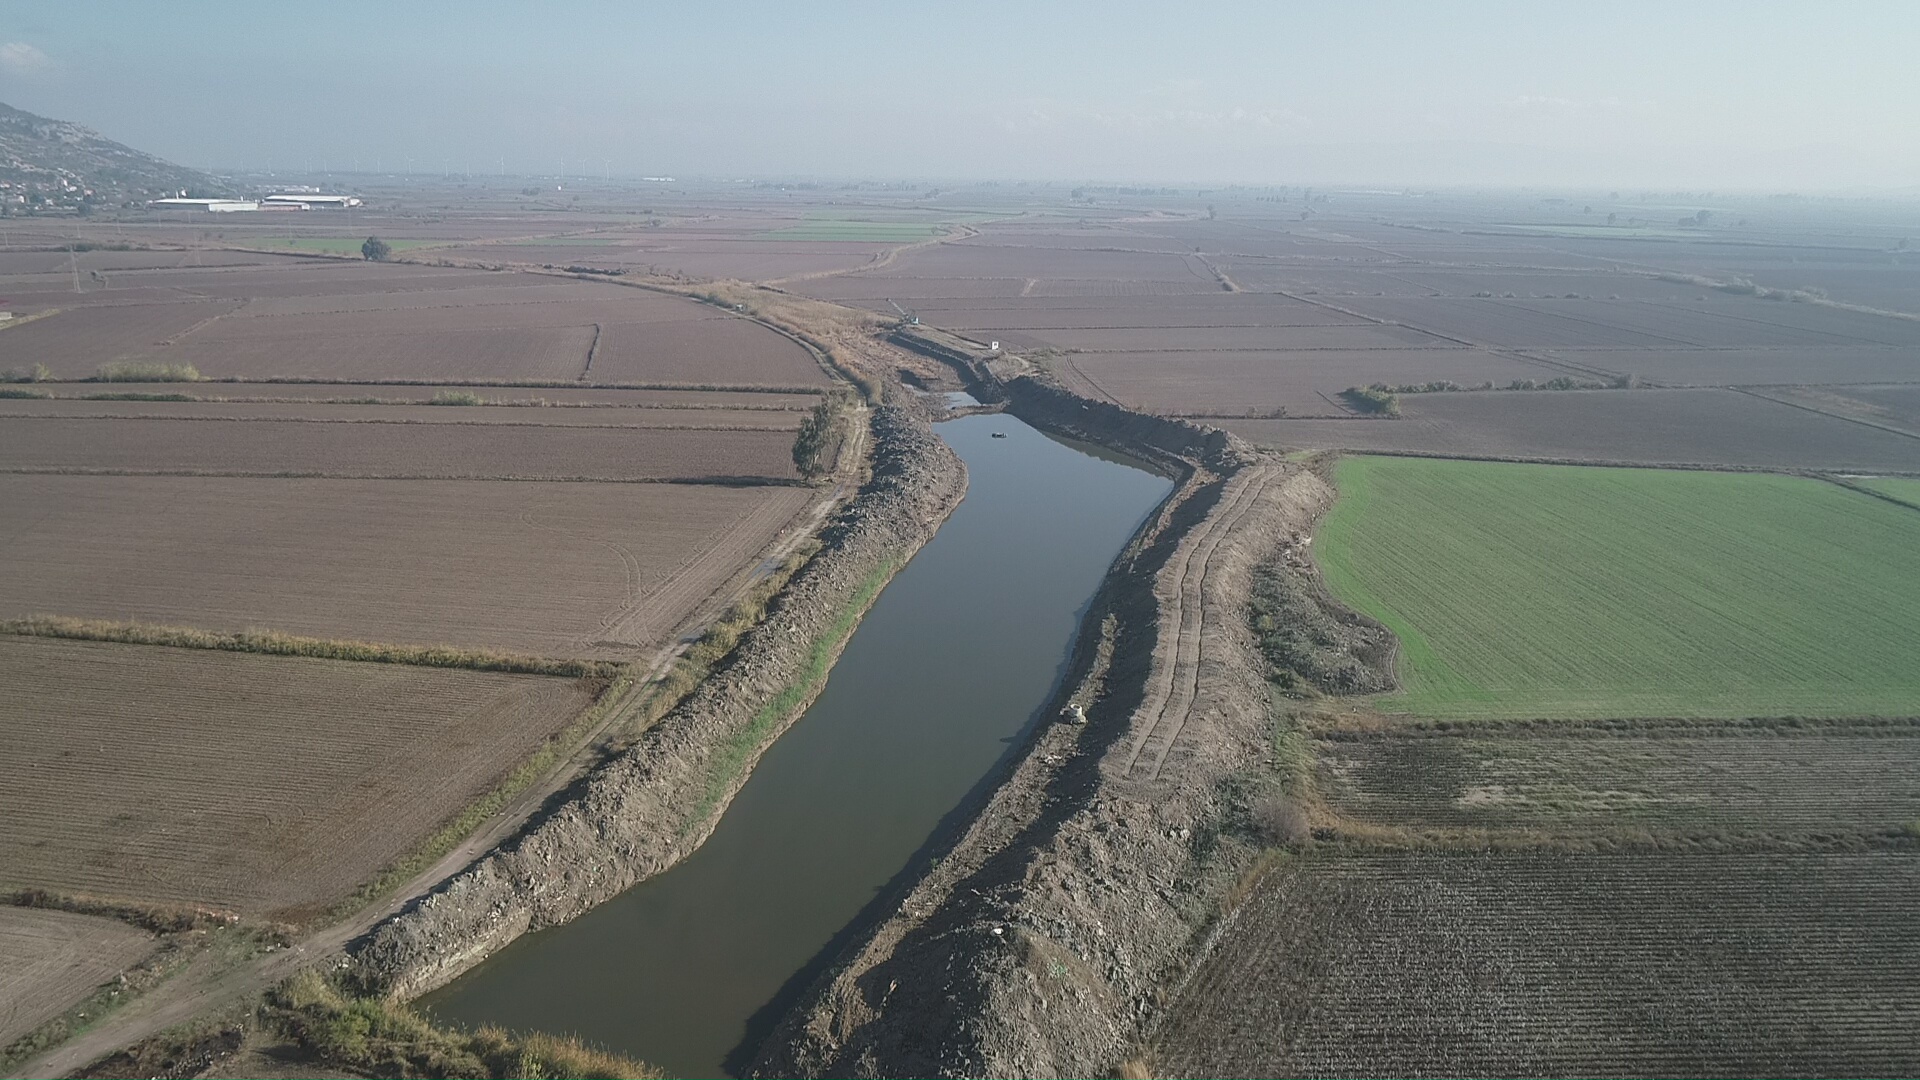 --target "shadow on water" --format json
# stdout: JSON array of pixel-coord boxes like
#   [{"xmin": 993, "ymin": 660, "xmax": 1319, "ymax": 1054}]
[{"xmin": 418, "ymin": 414, "xmax": 1173, "ymax": 1079}]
